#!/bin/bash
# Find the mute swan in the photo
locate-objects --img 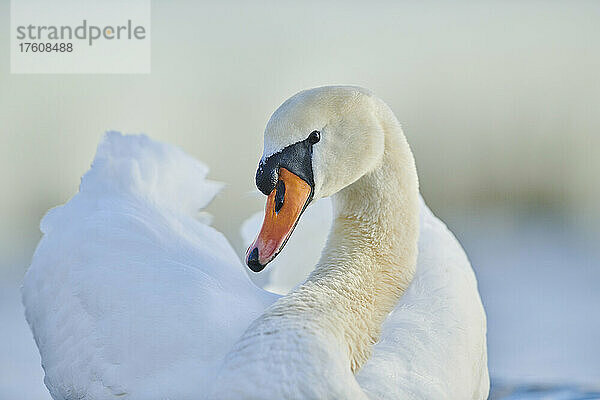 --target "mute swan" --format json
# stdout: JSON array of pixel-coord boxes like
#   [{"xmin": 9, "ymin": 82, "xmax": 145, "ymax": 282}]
[{"xmin": 23, "ymin": 86, "xmax": 488, "ymax": 400}]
